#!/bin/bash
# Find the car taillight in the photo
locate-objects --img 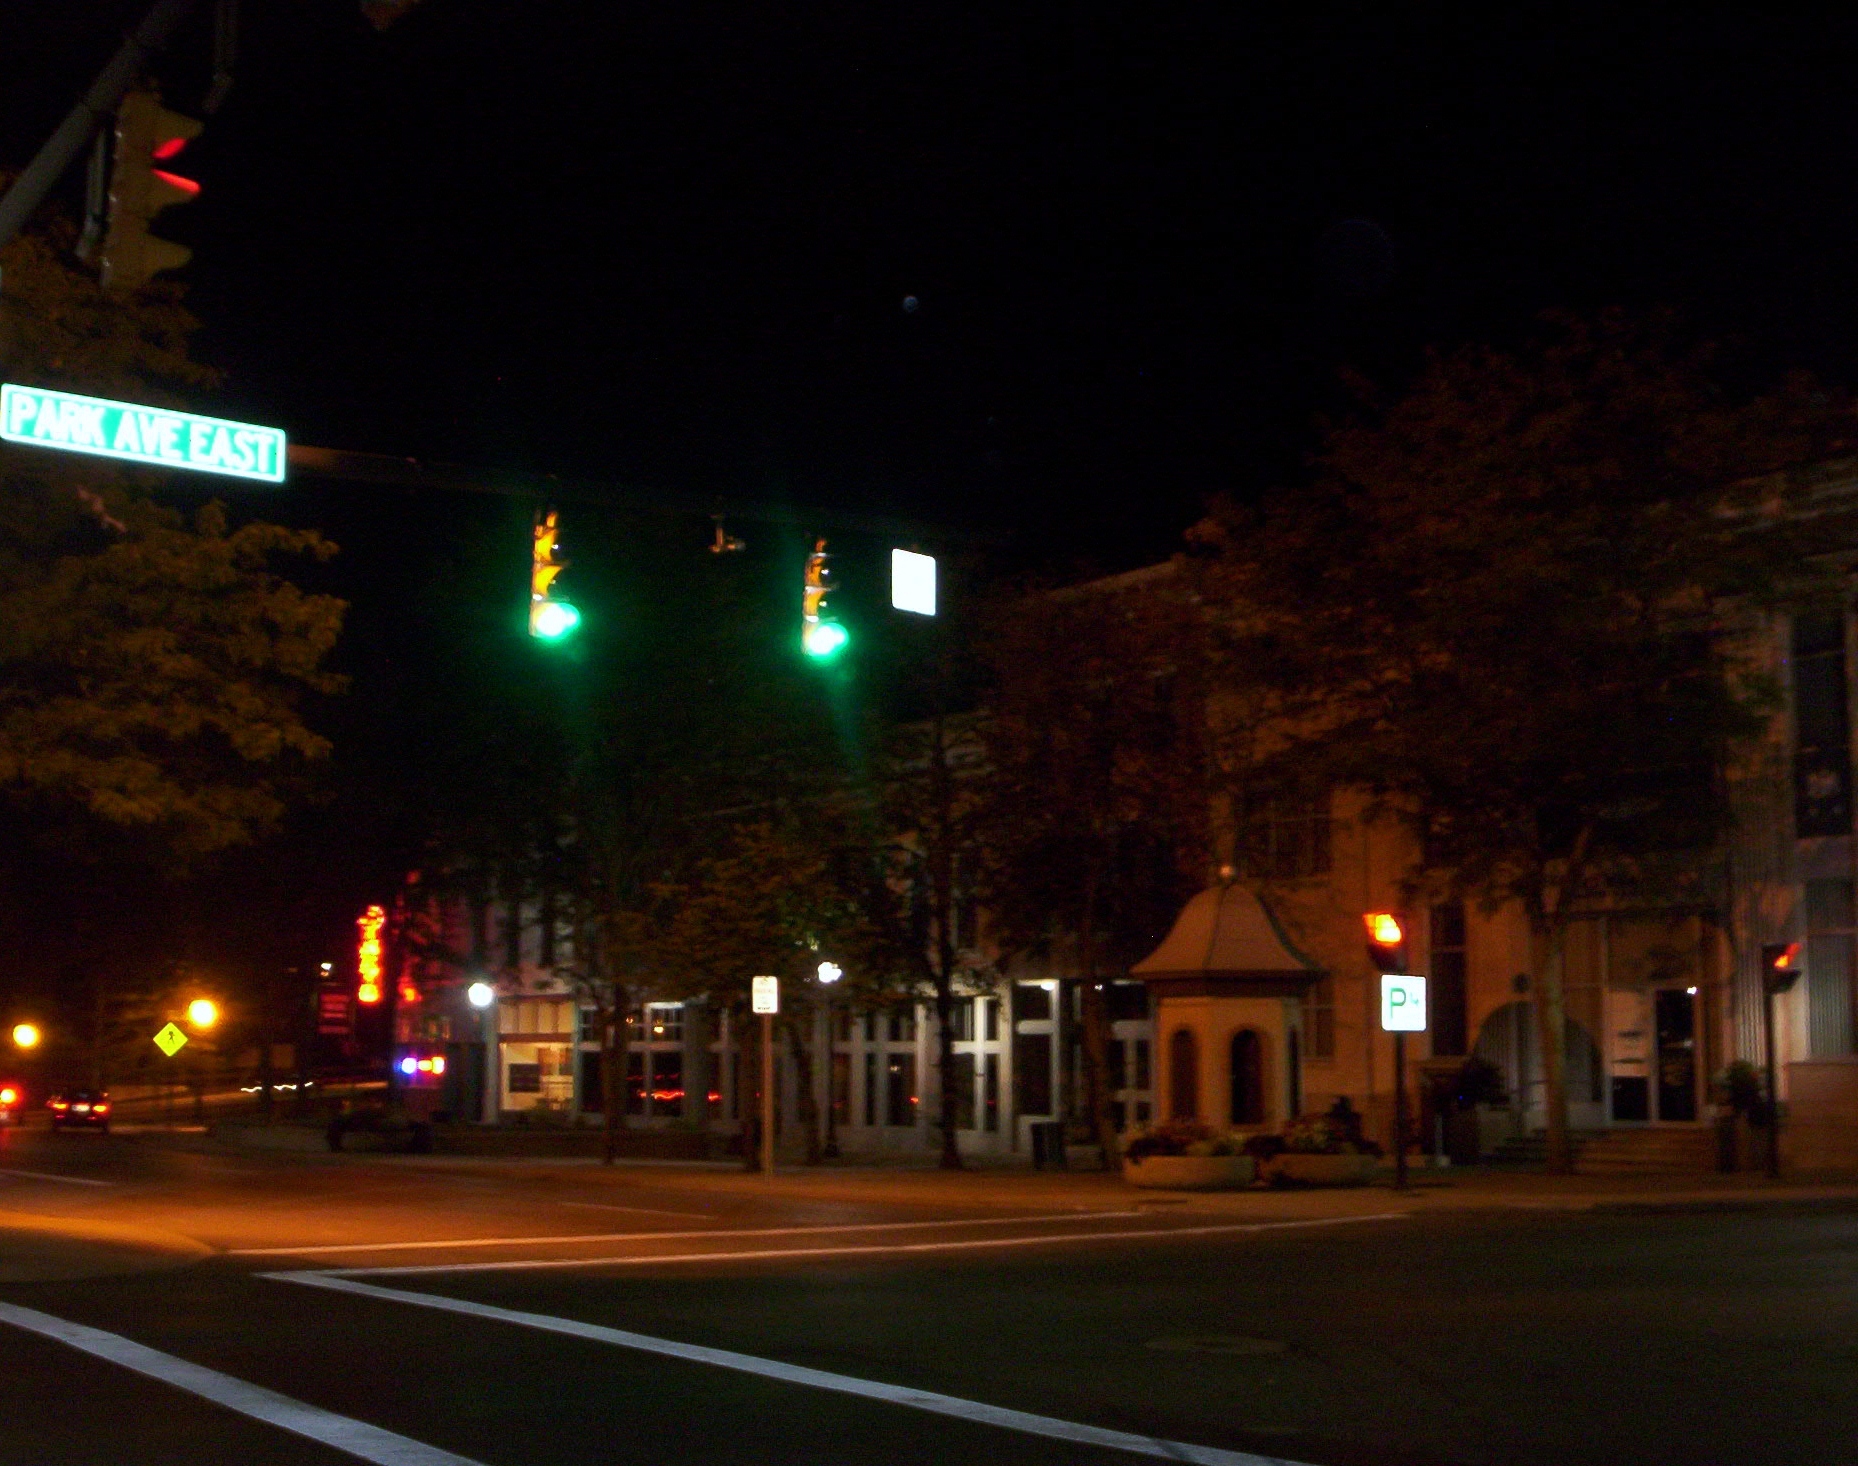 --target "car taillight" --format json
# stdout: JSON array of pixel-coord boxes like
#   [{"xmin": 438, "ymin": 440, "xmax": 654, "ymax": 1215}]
[
  {"xmin": 50, "ymin": 1100, "xmax": 67, "ymax": 1110},
  {"xmin": 0, "ymin": 1088, "xmax": 16, "ymax": 1105},
  {"xmin": 92, "ymin": 1102, "xmax": 109, "ymax": 1114}
]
